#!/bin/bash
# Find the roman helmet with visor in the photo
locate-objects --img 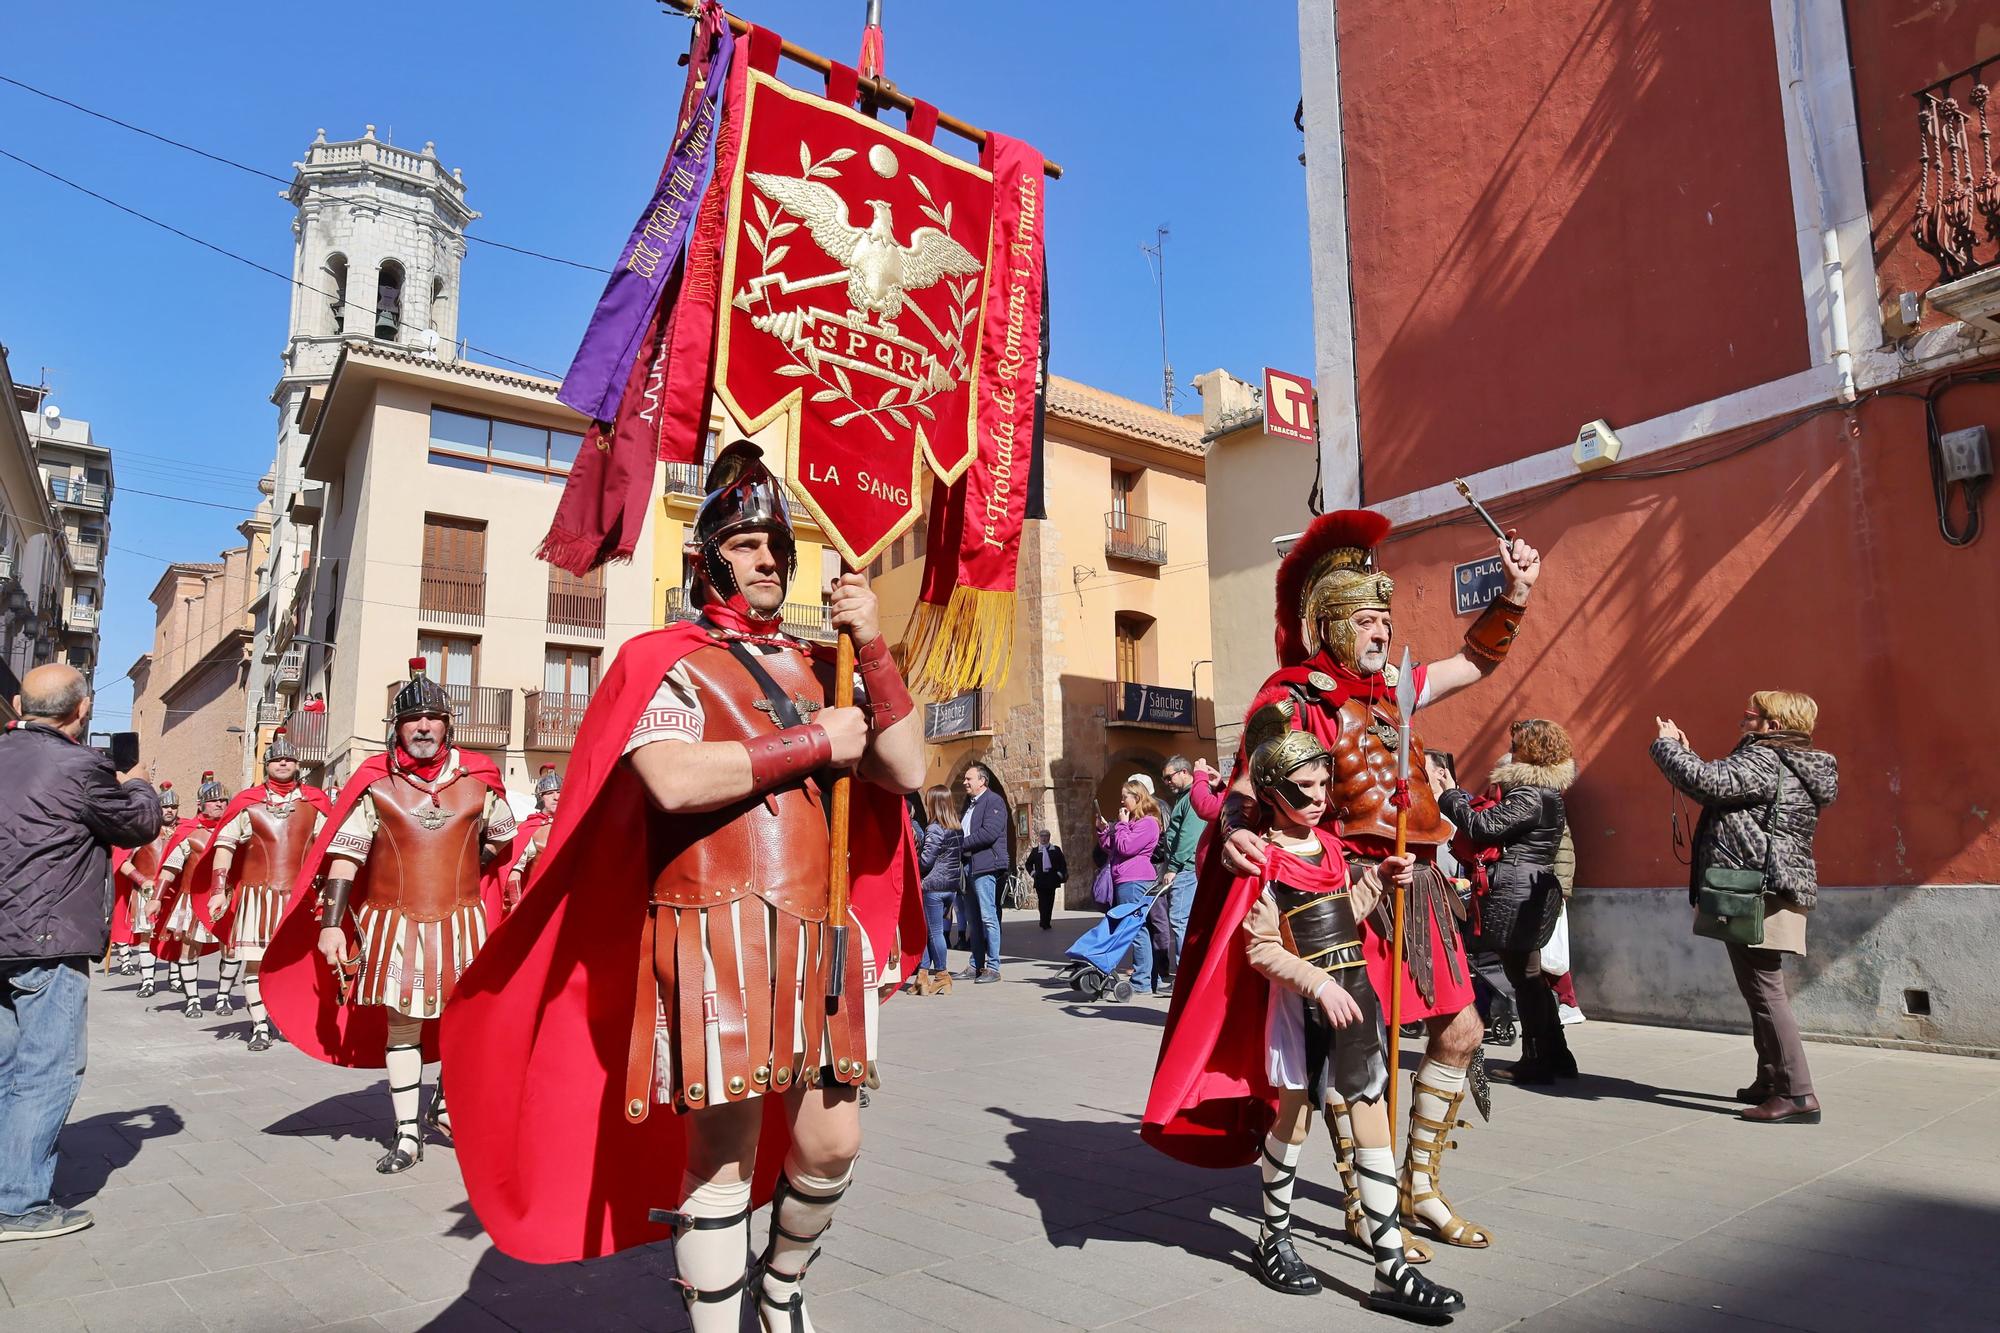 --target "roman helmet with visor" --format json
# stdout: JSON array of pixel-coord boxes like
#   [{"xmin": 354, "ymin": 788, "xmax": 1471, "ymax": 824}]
[
  {"xmin": 1244, "ymin": 699, "xmax": 1332, "ymax": 818},
  {"xmin": 388, "ymin": 656, "xmax": 455, "ymax": 753},
  {"xmin": 684, "ymin": 441, "xmax": 797, "ymax": 616}
]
